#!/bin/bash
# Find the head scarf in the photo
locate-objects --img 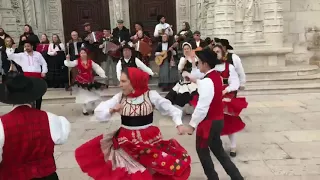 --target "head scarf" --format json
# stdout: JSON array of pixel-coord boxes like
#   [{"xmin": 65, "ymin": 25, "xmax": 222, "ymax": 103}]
[{"xmin": 126, "ymin": 67, "xmax": 149, "ymax": 98}]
